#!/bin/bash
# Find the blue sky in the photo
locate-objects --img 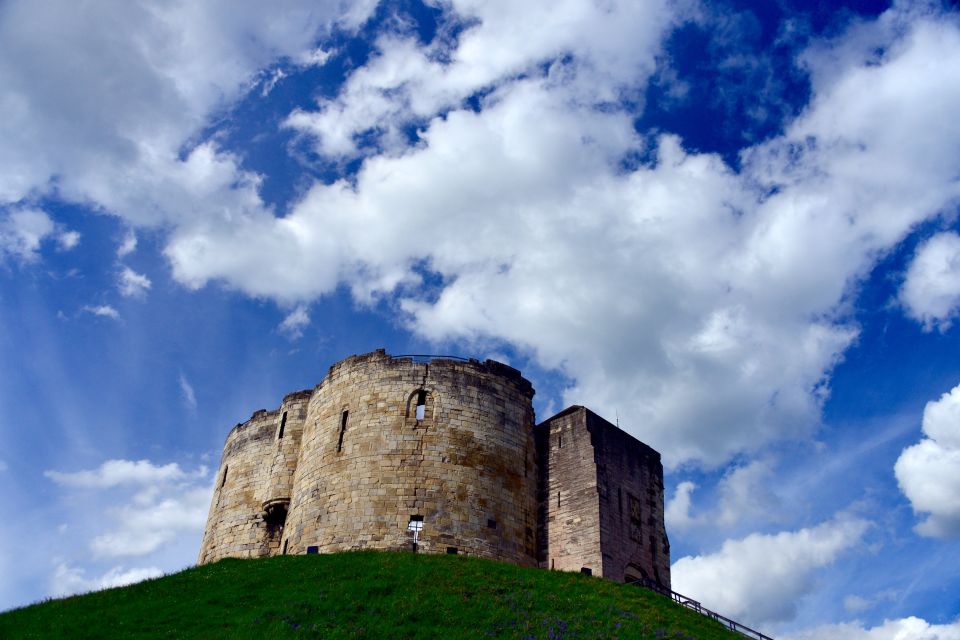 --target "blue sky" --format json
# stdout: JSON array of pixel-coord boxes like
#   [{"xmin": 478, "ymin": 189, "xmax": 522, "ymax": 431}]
[{"xmin": 2, "ymin": 0, "xmax": 960, "ymax": 636}]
